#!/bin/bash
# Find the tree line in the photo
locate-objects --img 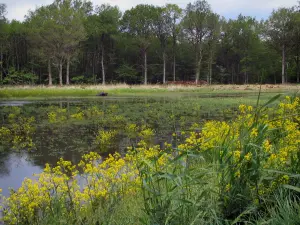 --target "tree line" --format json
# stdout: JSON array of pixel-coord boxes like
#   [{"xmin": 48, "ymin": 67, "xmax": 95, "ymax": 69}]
[{"xmin": 0, "ymin": 0, "xmax": 300, "ymax": 85}]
